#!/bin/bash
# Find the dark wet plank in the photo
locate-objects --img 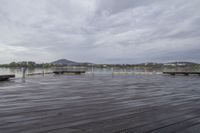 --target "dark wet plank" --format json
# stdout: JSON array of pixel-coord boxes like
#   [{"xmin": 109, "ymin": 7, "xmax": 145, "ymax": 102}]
[
  {"xmin": 176, "ymin": 123, "xmax": 200, "ymax": 133},
  {"xmin": 0, "ymin": 74, "xmax": 200, "ymax": 133},
  {"xmin": 53, "ymin": 70, "xmax": 86, "ymax": 74},
  {"xmin": 163, "ymin": 72, "xmax": 200, "ymax": 76}
]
